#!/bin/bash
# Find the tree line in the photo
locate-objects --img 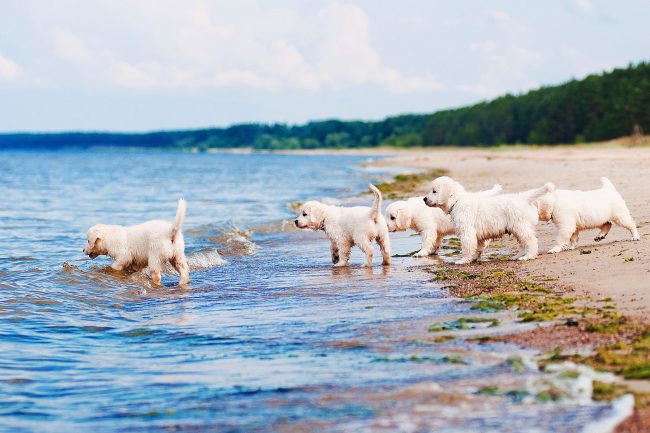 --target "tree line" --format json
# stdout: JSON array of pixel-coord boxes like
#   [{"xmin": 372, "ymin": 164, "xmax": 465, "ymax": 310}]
[{"xmin": 1, "ymin": 61, "xmax": 648, "ymax": 149}]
